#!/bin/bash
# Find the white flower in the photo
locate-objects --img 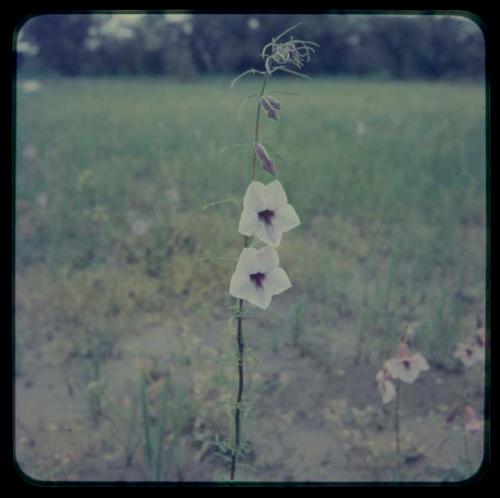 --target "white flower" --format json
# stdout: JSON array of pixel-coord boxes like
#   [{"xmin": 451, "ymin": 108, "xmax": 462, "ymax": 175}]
[
  {"xmin": 454, "ymin": 342, "xmax": 483, "ymax": 367},
  {"xmin": 384, "ymin": 343, "xmax": 429, "ymax": 384},
  {"xmin": 454, "ymin": 328, "xmax": 485, "ymax": 368},
  {"xmin": 376, "ymin": 368, "xmax": 396, "ymax": 404},
  {"xmin": 238, "ymin": 180, "xmax": 300, "ymax": 247},
  {"xmin": 229, "ymin": 246, "xmax": 292, "ymax": 309}
]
